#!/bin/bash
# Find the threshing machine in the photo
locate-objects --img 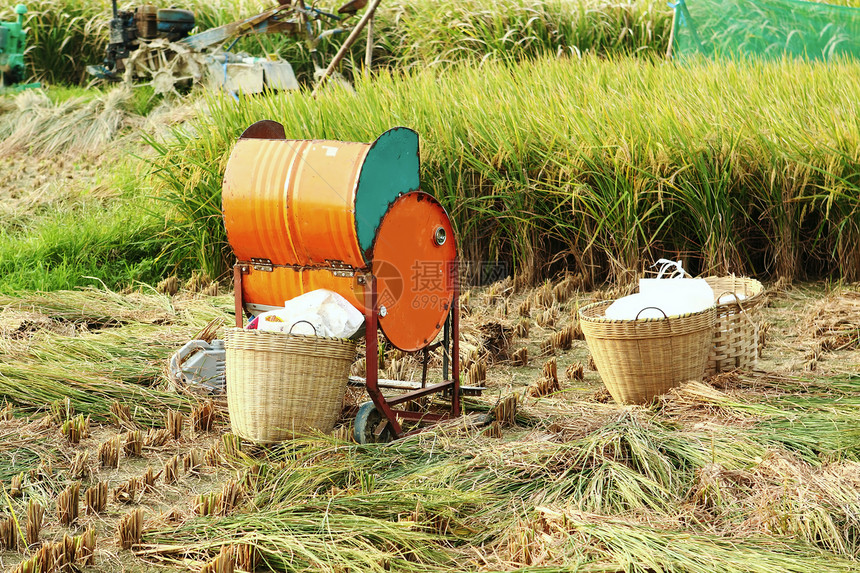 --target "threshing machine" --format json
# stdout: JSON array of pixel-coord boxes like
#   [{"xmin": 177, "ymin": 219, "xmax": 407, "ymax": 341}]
[
  {"xmin": 88, "ymin": 0, "xmax": 373, "ymax": 94},
  {"xmin": 222, "ymin": 121, "xmax": 483, "ymax": 443}
]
